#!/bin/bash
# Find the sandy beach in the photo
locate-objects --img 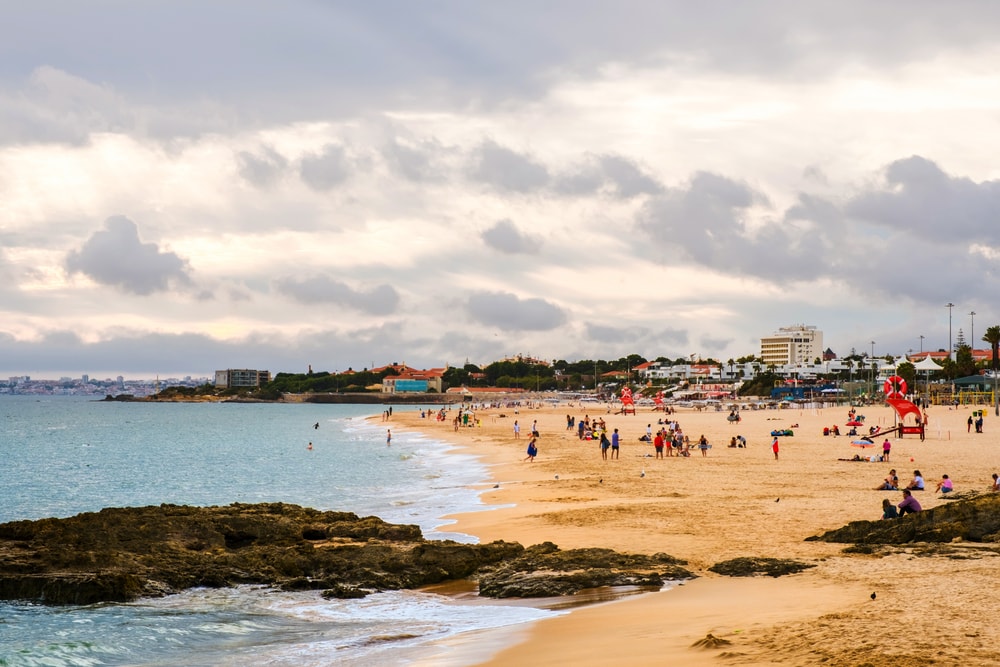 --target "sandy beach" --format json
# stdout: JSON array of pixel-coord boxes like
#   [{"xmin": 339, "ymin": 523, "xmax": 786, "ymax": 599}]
[{"xmin": 393, "ymin": 400, "xmax": 1000, "ymax": 666}]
